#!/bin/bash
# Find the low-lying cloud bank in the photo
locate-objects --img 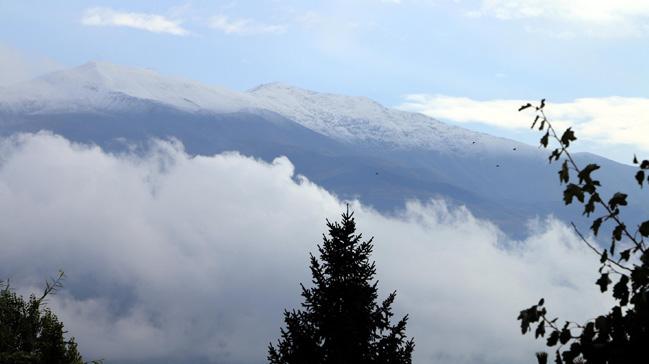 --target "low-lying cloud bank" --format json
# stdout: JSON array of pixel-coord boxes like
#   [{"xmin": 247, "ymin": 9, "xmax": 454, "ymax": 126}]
[{"xmin": 0, "ymin": 133, "xmax": 611, "ymax": 364}]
